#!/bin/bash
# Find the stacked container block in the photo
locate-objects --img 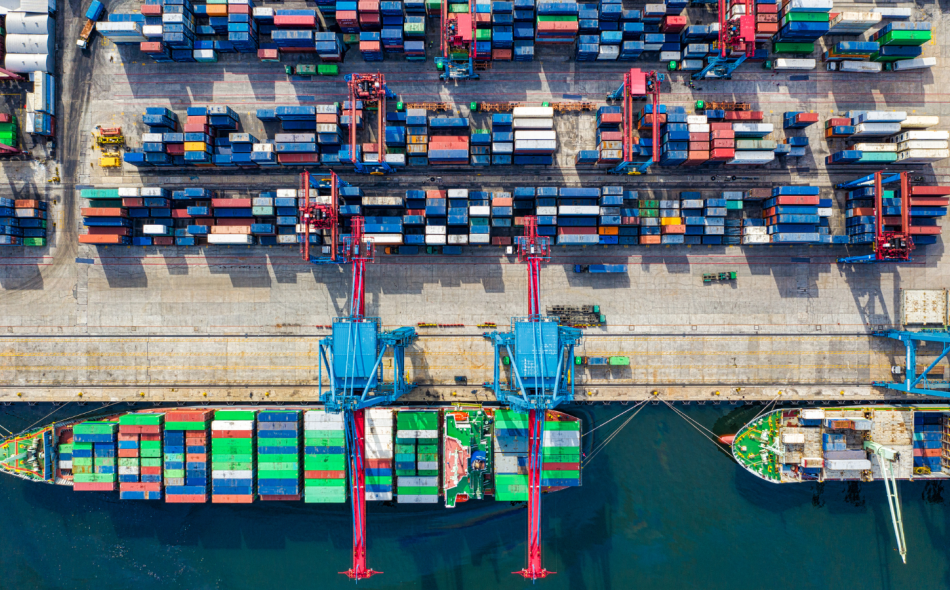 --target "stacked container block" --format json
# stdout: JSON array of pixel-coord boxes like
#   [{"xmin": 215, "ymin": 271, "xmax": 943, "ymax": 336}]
[
  {"xmin": 365, "ymin": 408, "xmax": 395, "ymax": 501},
  {"xmin": 540, "ymin": 411, "xmax": 581, "ymax": 487},
  {"xmin": 211, "ymin": 409, "xmax": 256, "ymax": 503},
  {"xmin": 164, "ymin": 409, "xmax": 213, "ymax": 502},
  {"xmin": 395, "ymin": 410, "xmax": 440, "ymax": 503},
  {"xmin": 303, "ymin": 409, "xmax": 347, "ymax": 503},
  {"xmin": 0, "ymin": 196, "xmax": 47, "ymax": 246},
  {"xmin": 493, "ymin": 409, "xmax": 528, "ymax": 501},
  {"xmin": 117, "ymin": 413, "xmax": 164, "ymax": 500},
  {"xmin": 257, "ymin": 410, "xmax": 301, "ymax": 500},
  {"xmin": 914, "ymin": 412, "xmax": 942, "ymax": 473},
  {"xmin": 72, "ymin": 421, "xmax": 117, "ymax": 491}
]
